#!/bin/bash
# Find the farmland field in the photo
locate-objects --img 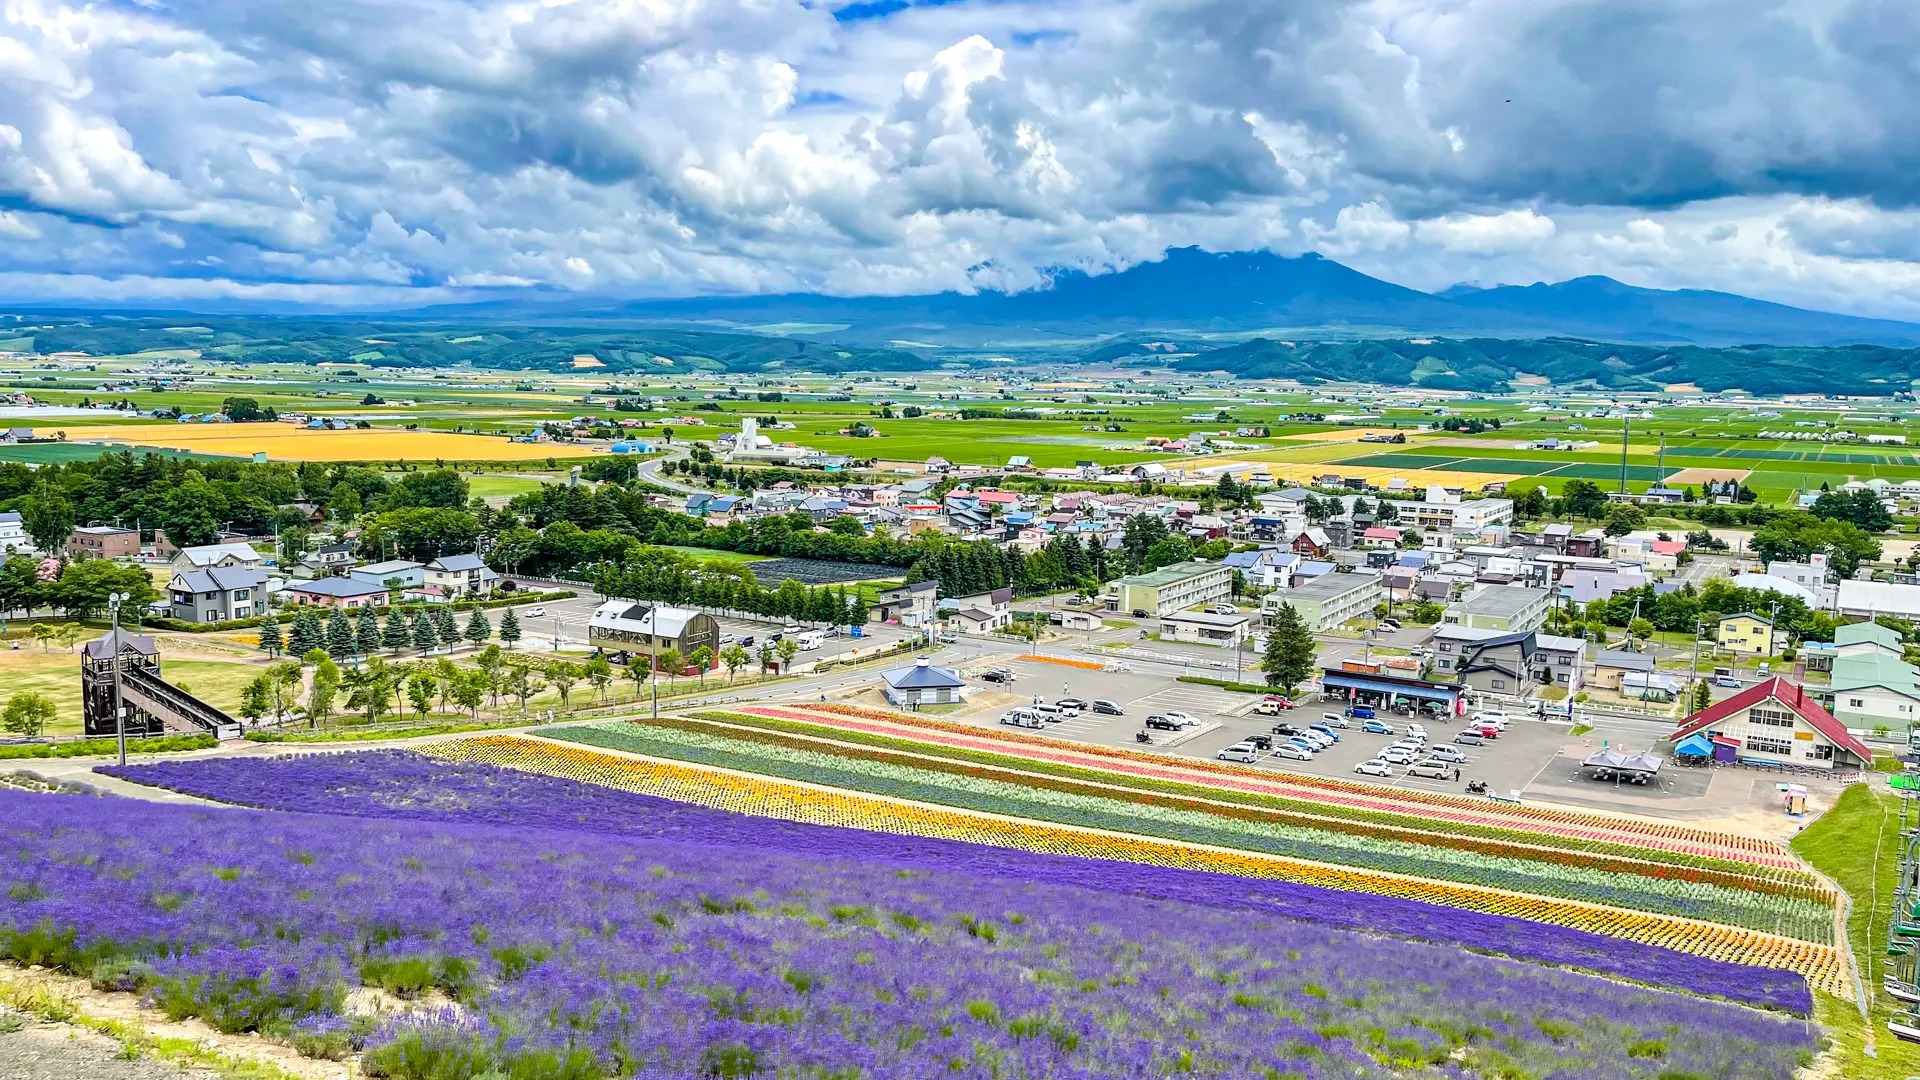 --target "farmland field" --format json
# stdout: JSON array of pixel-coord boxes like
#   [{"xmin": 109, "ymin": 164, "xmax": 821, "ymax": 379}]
[
  {"xmin": 58, "ymin": 748, "xmax": 1822, "ymax": 1079},
  {"xmin": 51, "ymin": 423, "xmax": 603, "ymax": 462}
]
